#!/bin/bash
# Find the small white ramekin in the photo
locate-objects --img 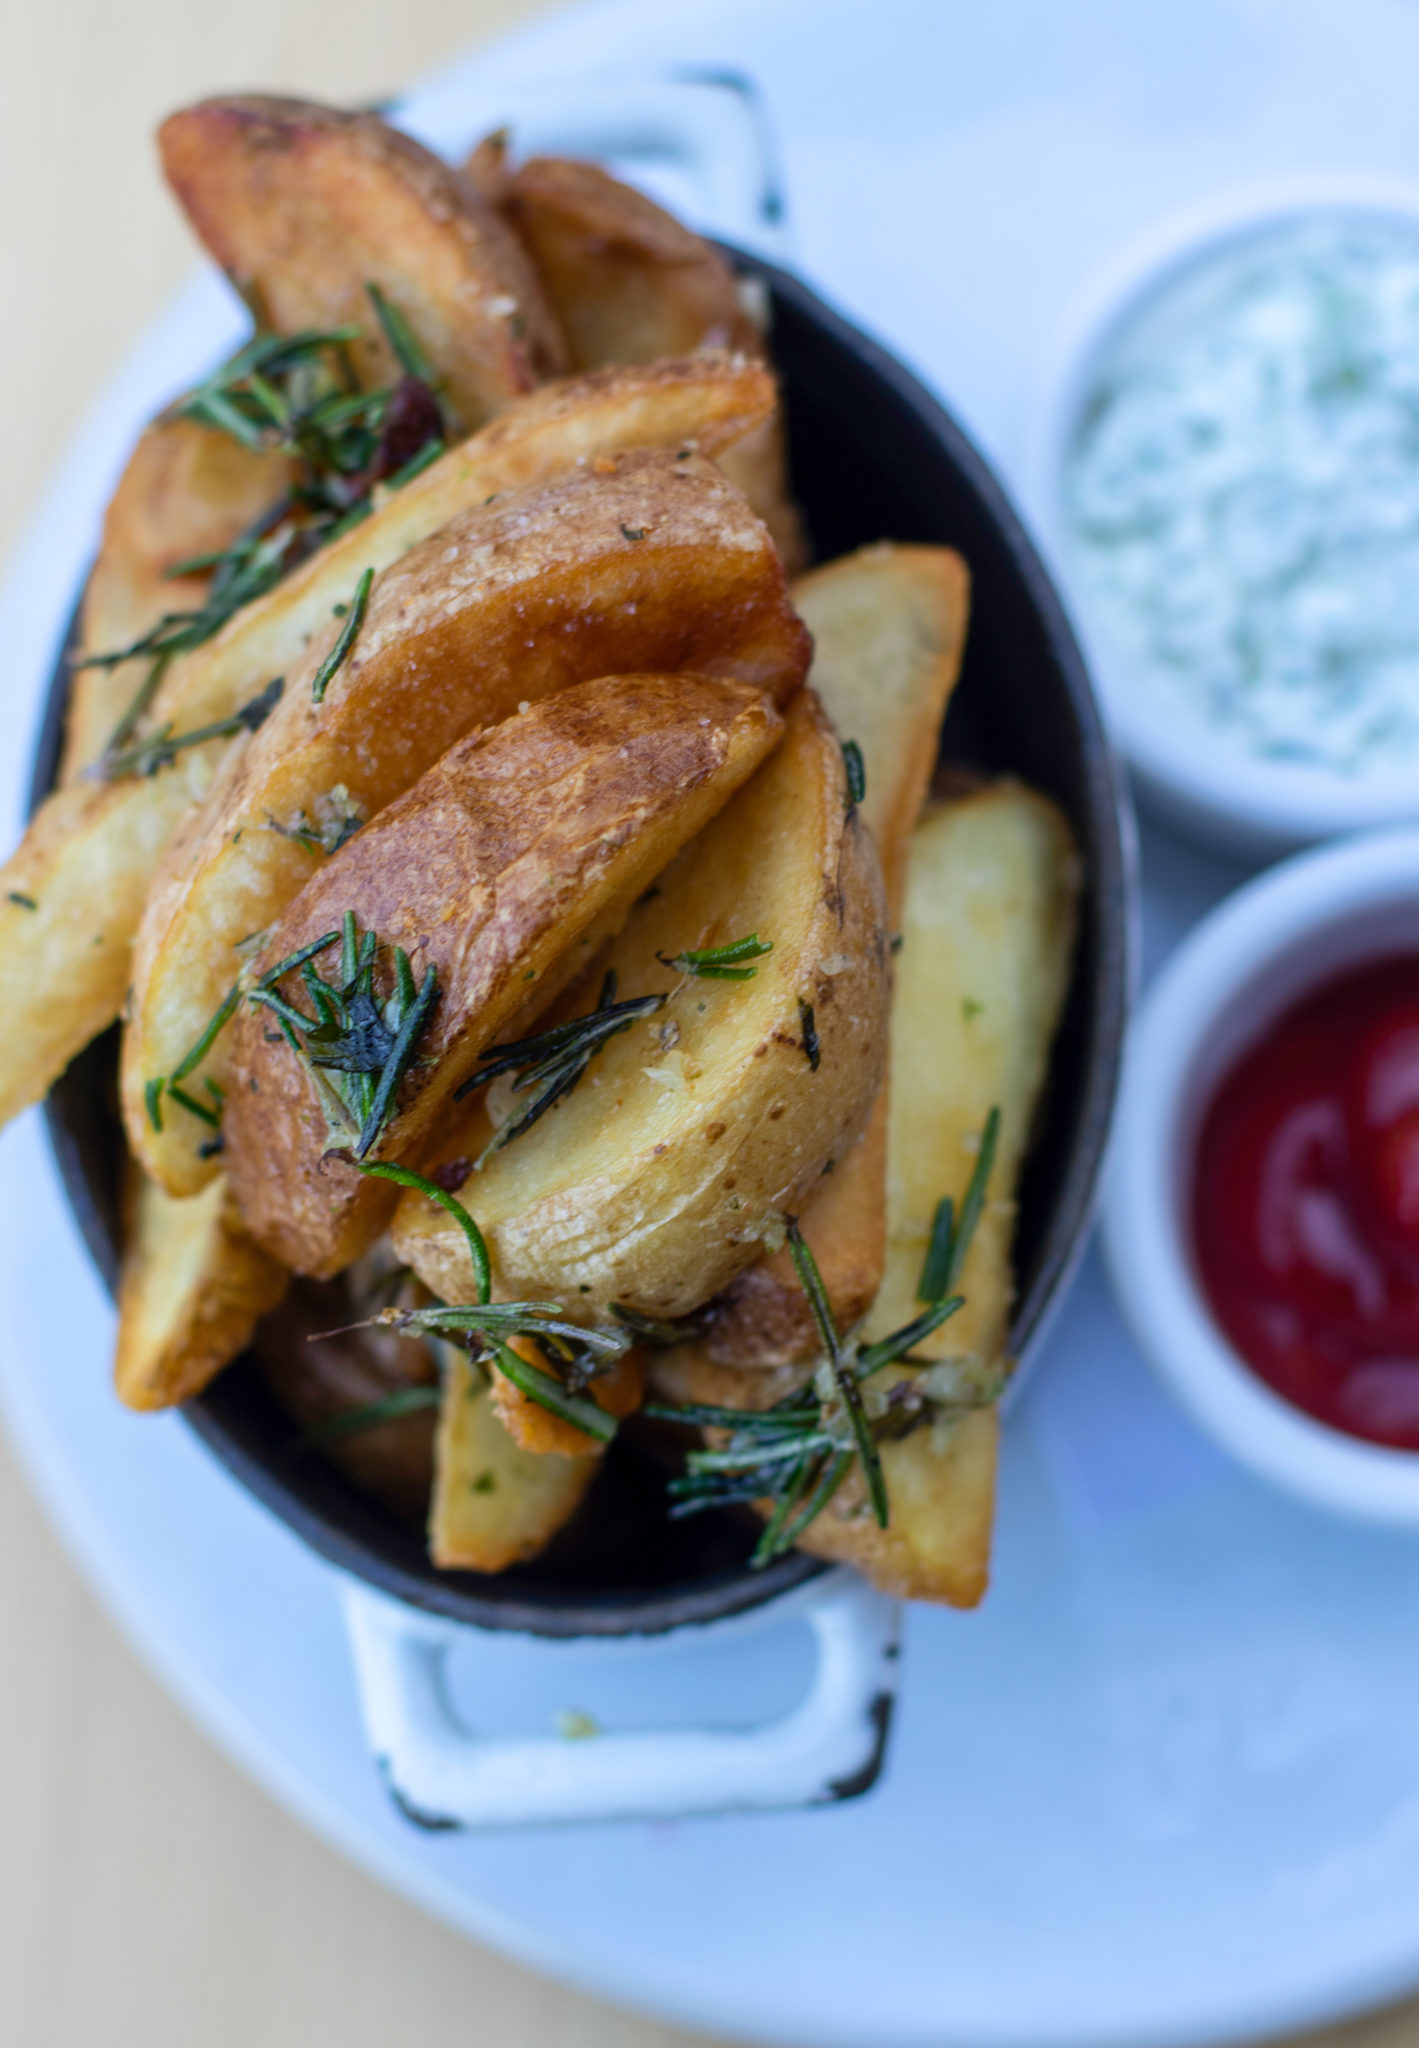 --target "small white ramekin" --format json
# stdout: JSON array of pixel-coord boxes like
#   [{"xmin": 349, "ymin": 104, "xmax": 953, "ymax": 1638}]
[
  {"xmin": 1024, "ymin": 175, "xmax": 1419, "ymax": 858},
  {"xmin": 1103, "ymin": 827, "xmax": 1419, "ymax": 1523}
]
